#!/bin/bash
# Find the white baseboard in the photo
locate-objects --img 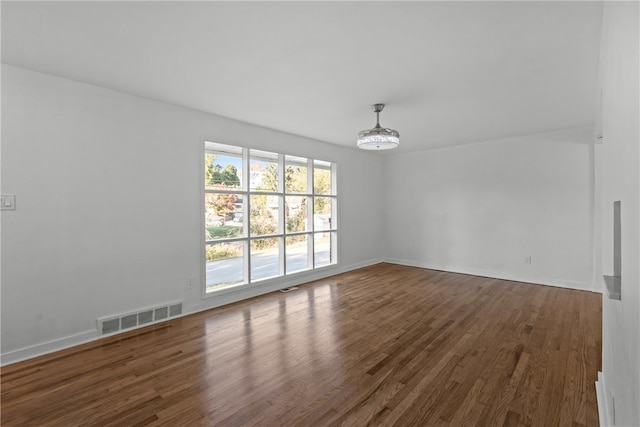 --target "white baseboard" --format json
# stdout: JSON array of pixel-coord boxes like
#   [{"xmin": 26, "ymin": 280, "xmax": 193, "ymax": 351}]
[
  {"xmin": 384, "ymin": 258, "xmax": 599, "ymax": 293},
  {"xmin": 1, "ymin": 258, "xmax": 383, "ymax": 366},
  {"xmin": 3, "ymin": 258, "xmax": 597, "ymax": 366},
  {"xmin": 596, "ymin": 371, "xmax": 611, "ymax": 426},
  {"xmin": 1, "ymin": 329, "xmax": 97, "ymax": 366}
]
